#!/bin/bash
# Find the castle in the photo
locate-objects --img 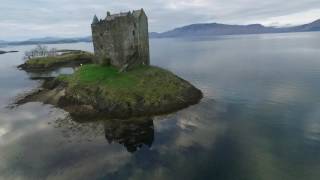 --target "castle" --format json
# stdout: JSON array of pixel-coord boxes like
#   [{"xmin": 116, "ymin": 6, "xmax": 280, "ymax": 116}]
[{"xmin": 91, "ymin": 9, "xmax": 150, "ymax": 71}]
